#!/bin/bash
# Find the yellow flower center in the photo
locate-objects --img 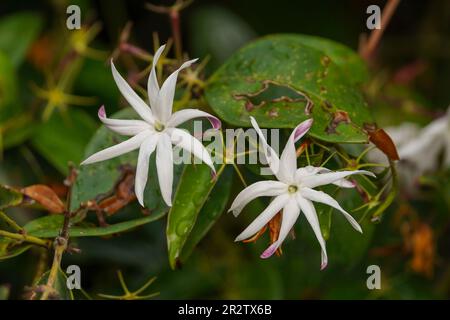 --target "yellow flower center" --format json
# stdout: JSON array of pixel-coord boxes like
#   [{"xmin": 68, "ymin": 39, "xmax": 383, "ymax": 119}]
[{"xmin": 154, "ymin": 121, "xmax": 165, "ymax": 132}]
